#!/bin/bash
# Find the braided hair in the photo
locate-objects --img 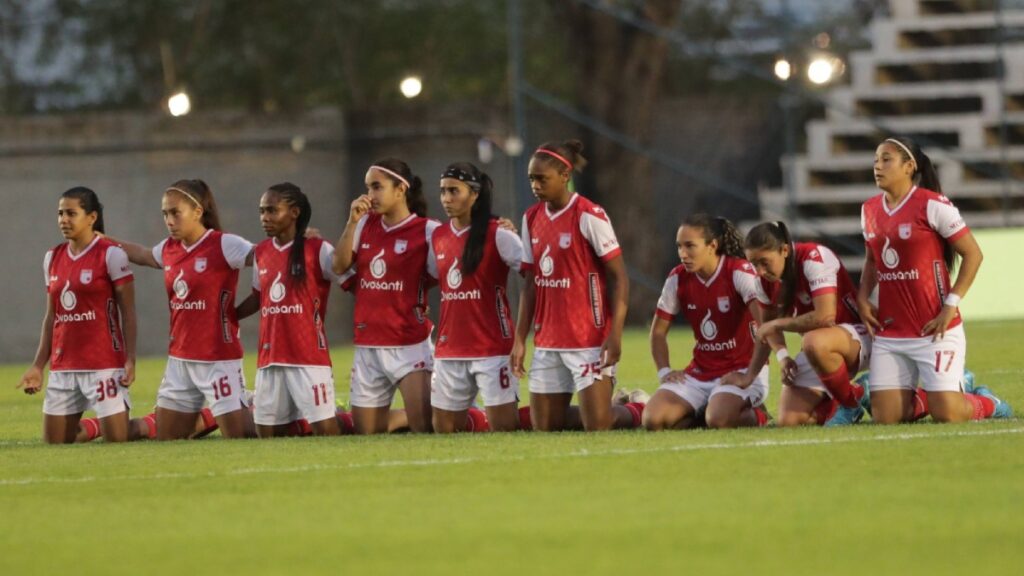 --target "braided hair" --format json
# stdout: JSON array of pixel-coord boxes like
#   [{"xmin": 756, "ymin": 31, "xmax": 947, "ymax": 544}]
[{"xmin": 267, "ymin": 182, "xmax": 312, "ymax": 278}]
